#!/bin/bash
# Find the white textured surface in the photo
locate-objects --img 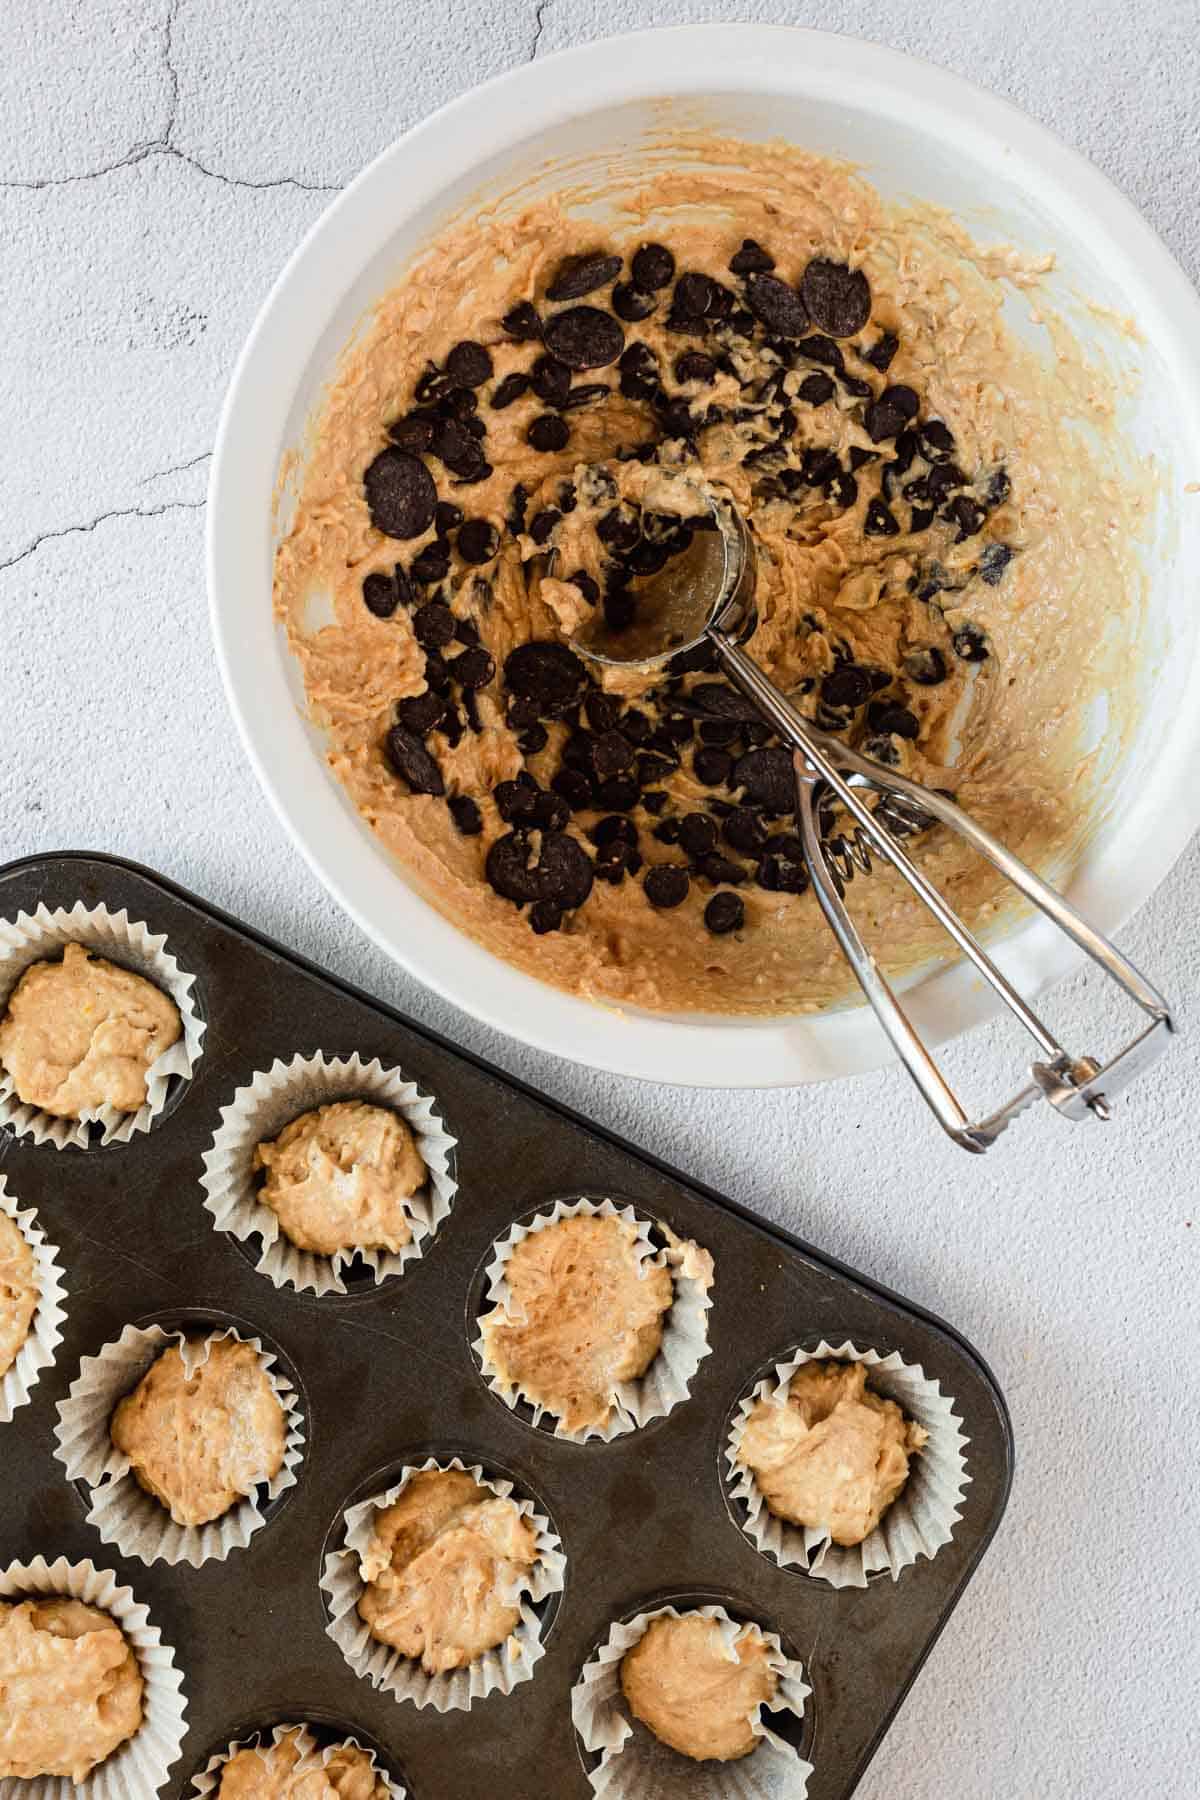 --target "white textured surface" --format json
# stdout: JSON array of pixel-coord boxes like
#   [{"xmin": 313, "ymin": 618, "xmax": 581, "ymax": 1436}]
[{"xmin": 2, "ymin": 4, "xmax": 1198, "ymax": 1795}]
